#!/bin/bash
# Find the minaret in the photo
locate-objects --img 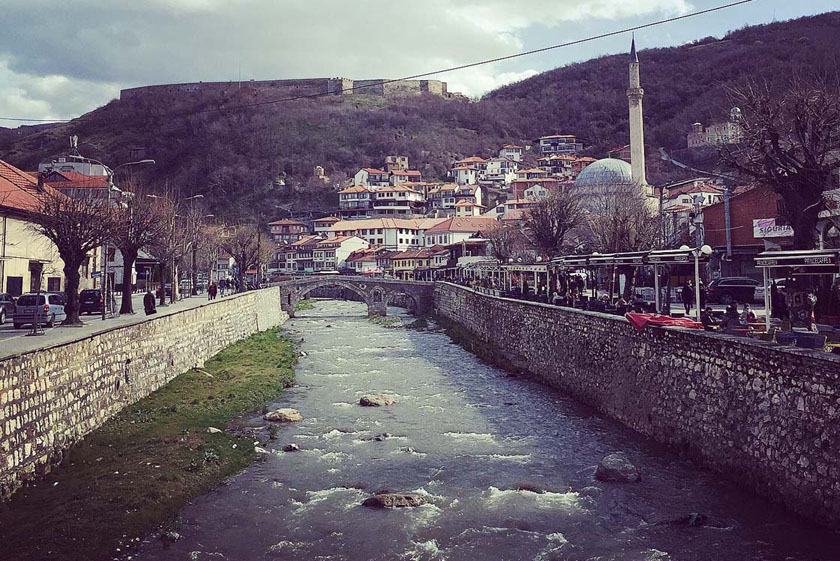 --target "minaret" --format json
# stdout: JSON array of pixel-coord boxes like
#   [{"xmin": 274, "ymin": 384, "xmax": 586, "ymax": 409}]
[{"xmin": 627, "ymin": 35, "xmax": 648, "ymax": 189}]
